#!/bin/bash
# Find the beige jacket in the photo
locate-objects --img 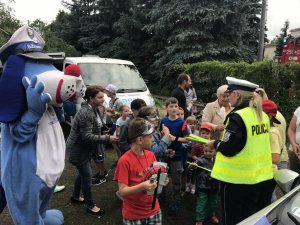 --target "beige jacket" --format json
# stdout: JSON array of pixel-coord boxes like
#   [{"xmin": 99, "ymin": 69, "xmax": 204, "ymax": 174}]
[
  {"xmin": 202, "ymin": 100, "xmax": 228, "ymax": 139},
  {"xmin": 275, "ymin": 111, "xmax": 288, "ymax": 162}
]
